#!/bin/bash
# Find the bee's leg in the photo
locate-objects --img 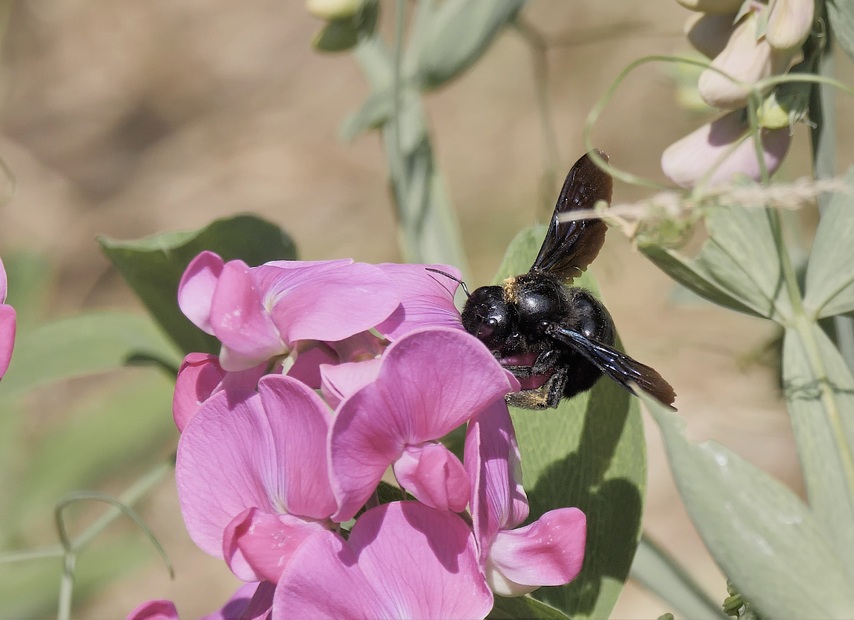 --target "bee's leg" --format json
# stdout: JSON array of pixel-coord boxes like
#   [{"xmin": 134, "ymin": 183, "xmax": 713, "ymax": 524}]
[{"xmin": 504, "ymin": 366, "xmax": 569, "ymax": 410}]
